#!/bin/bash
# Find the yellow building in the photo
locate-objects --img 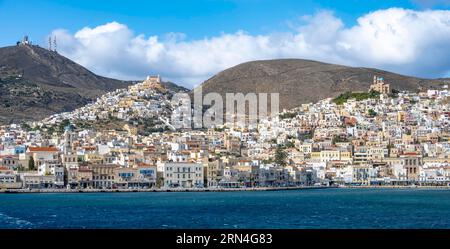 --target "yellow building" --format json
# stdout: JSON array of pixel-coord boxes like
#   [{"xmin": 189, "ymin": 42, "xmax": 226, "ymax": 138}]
[
  {"xmin": 311, "ymin": 150, "xmax": 351, "ymax": 163},
  {"xmin": 369, "ymin": 76, "xmax": 390, "ymax": 94},
  {"xmin": 84, "ymin": 154, "xmax": 103, "ymax": 164},
  {"xmin": 397, "ymin": 111, "xmax": 406, "ymax": 122},
  {"xmin": 118, "ymin": 98, "xmax": 134, "ymax": 108},
  {"xmin": 123, "ymin": 124, "xmax": 138, "ymax": 136}
]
